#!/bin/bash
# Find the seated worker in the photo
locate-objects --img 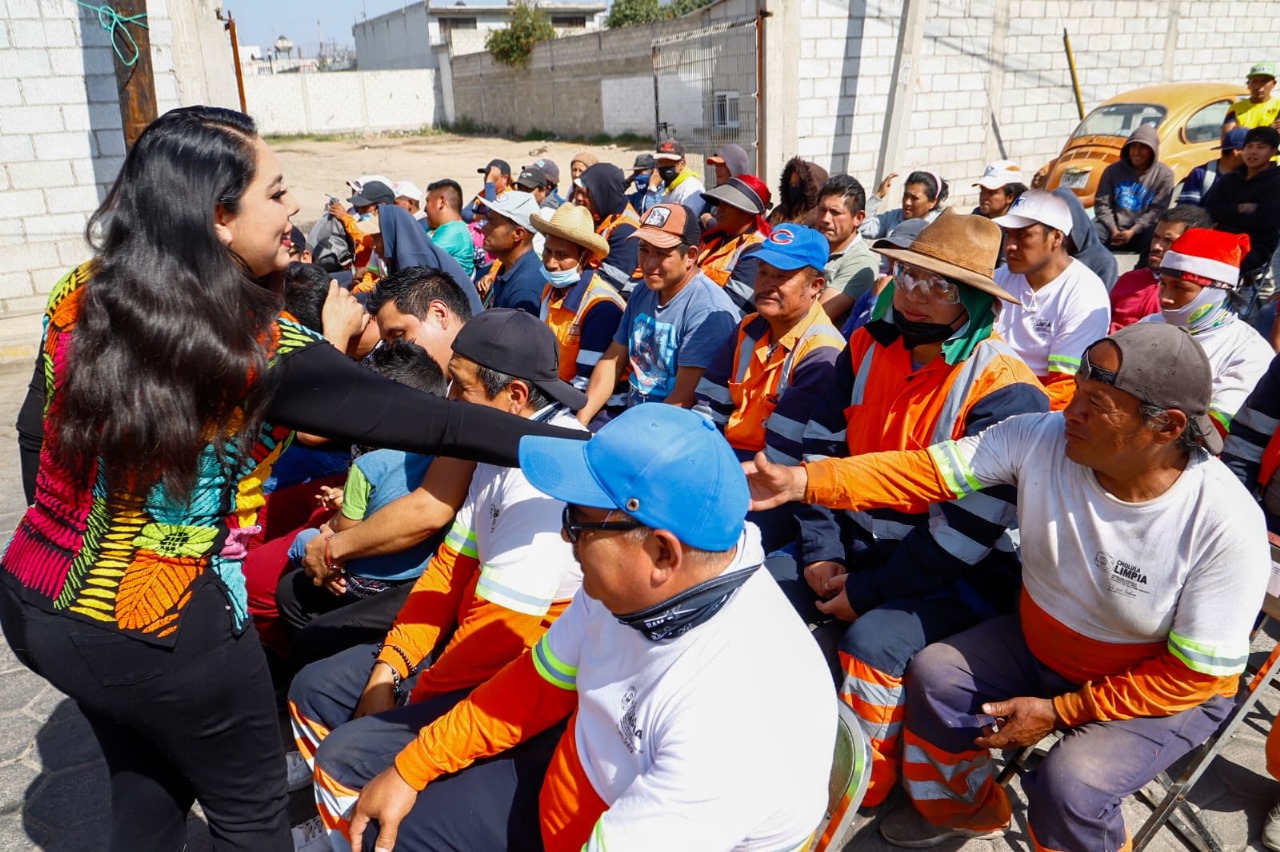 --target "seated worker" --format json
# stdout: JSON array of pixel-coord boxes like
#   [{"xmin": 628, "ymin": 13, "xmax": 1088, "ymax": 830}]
[
  {"xmin": 746, "ymin": 322, "xmax": 1269, "ymax": 851},
  {"xmin": 1109, "ymin": 204, "xmax": 1212, "ymax": 332},
  {"xmin": 329, "ymin": 405, "xmax": 837, "ymax": 852},
  {"xmin": 626, "ymin": 153, "xmax": 663, "ymax": 216},
  {"xmin": 327, "ymin": 180, "xmax": 396, "ymax": 289},
  {"xmin": 365, "ymin": 266, "xmax": 473, "ymax": 371},
  {"xmin": 1224, "ymin": 353, "xmax": 1280, "ymax": 532},
  {"xmin": 578, "ymin": 204, "xmax": 739, "ymax": 423},
  {"xmin": 275, "ymin": 340, "xmax": 449, "ymax": 667},
  {"xmin": 573, "ymin": 162, "xmax": 640, "ymax": 291},
  {"xmin": 1224, "ymin": 61, "xmax": 1280, "ymax": 131},
  {"xmin": 814, "ymin": 175, "xmax": 877, "ymax": 325},
  {"xmin": 771, "ymin": 211, "xmax": 1048, "ymax": 818},
  {"xmin": 993, "ymin": 190, "xmax": 1111, "ymax": 410},
  {"xmin": 289, "ymin": 310, "xmax": 590, "ymax": 838},
  {"xmin": 476, "ymin": 191, "xmax": 545, "ymax": 315},
  {"xmin": 654, "ymin": 138, "xmax": 706, "ymax": 209},
  {"xmin": 1202, "ymin": 126, "xmax": 1280, "ymax": 284},
  {"xmin": 860, "ymin": 171, "xmax": 946, "ymax": 240},
  {"xmin": 1145, "ymin": 228, "xmax": 1273, "ymax": 436},
  {"xmin": 1053, "ymin": 187, "xmax": 1117, "ymax": 290},
  {"xmin": 697, "ymin": 174, "xmax": 772, "ymax": 315},
  {"xmin": 1092, "ymin": 125, "xmax": 1175, "ymax": 256},
  {"xmin": 461, "ymin": 157, "xmax": 509, "ymax": 223},
  {"xmin": 529, "ymin": 157, "xmax": 564, "ymax": 212},
  {"xmin": 530, "ymin": 204, "xmax": 627, "ymax": 428},
  {"xmin": 374, "ymin": 205, "xmax": 483, "ymax": 312},
  {"xmin": 971, "ymin": 160, "xmax": 1026, "ymax": 220},
  {"xmin": 1178, "ymin": 127, "xmax": 1246, "ymax": 206},
  {"xmin": 694, "ymin": 224, "xmax": 844, "ymax": 551},
  {"xmin": 392, "ymin": 181, "xmax": 425, "ymax": 222},
  {"xmin": 424, "ymin": 179, "xmax": 476, "ymax": 277}
]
